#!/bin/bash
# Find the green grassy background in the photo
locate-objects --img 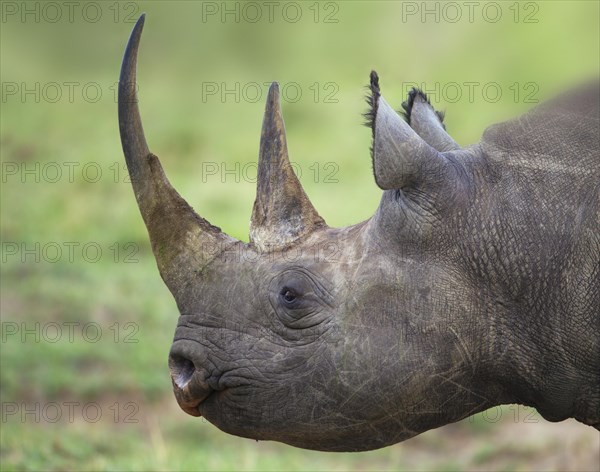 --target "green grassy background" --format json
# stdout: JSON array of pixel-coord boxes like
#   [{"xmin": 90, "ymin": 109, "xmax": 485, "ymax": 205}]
[{"xmin": 1, "ymin": 1, "xmax": 598, "ymax": 470}]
